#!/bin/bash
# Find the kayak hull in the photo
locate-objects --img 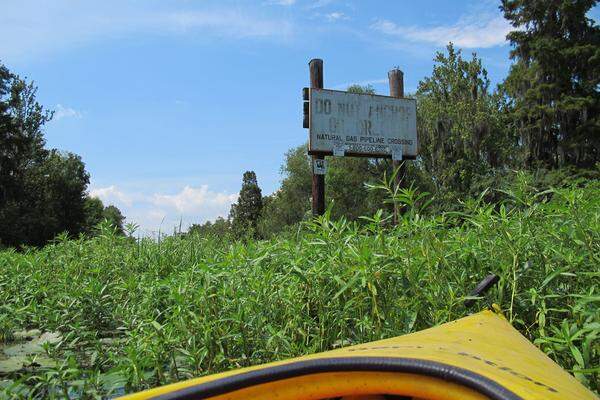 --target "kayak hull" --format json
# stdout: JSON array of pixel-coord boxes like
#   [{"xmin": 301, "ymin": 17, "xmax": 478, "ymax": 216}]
[{"xmin": 121, "ymin": 311, "xmax": 597, "ymax": 400}]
